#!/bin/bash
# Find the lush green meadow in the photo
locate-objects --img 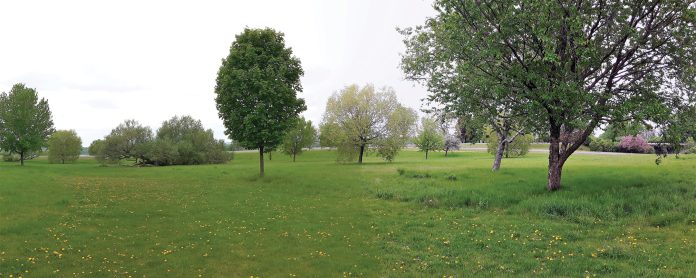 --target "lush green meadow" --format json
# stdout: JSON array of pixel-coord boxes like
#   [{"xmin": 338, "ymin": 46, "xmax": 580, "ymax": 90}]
[{"xmin": 1, "ymin": 150, "xmax": 695, "ymax": 277}]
